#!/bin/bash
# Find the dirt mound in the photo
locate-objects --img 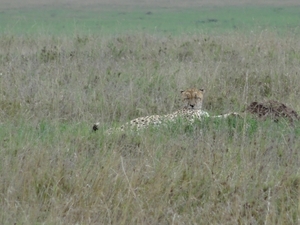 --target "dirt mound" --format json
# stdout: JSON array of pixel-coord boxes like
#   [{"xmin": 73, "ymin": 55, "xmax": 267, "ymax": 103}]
[{"xmin": 245, "ymin": 100, "xmax": 299, "ymax": 123}]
